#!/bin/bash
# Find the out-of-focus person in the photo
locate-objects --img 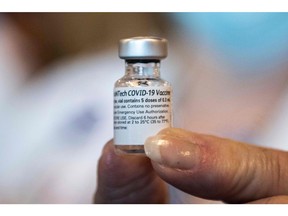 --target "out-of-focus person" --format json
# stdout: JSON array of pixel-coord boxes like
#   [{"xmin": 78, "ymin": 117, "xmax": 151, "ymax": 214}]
[{"xmin": 1, "ymin": 13, "xmax": 288, "ymax": 203}]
